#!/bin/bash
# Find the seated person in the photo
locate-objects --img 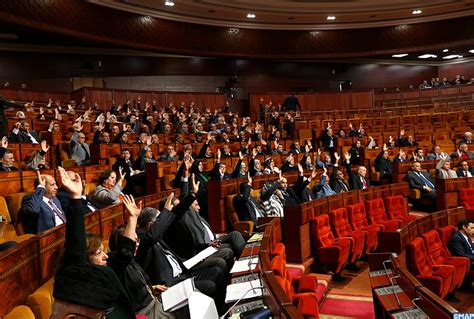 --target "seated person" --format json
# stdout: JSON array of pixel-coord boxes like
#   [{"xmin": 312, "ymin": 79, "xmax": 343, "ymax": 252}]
[
  {"xmin": 457, "ymin": 160, "xmax": 474, "ymax": 178},
  {"xmin": 21, "ymin": 170, "xmax": 66, "ymax": 234},
  {"xmin": 329, "ymin": 153, "xmax": 351, "ymax": 193},
  {"xmin": 280, "ymin": 153, "xmax": 298, "ymax": 173},
  {"xmin": 406, "ymin": 162, "xmax": 436, "ymax": 211},
  {"xmin": 411, "ymin": 148, "xmax": 427, "ymax": 162},
  {"xmin": 135, "ymin": 139, "xmax": 158, "ymax": 171},
  {"xmin": 436, "ymin": 156, "xmax": 458, "ymax": 179},
  {"xmin": 348, "ymin": 140, "xmax": 364, "ymax": 165},
  {"xmin": 344, "ymin": 152, "xmax": 370, "ymax": 190},
  {"xmin": 374, "ymin": 144, "xmax": 392, "ymax": 183},
  {"xmin": 69, "ymin": 122, "xmax": 91, "ymax": 166},
  {"xmin": 461, "ymin": 132, "xmax": 473, "ymax": 145},
  {"xmin": 9, "ymin": 121, "xmax": 40, "ymax": 144},
  {"xmin": 452, "ymin": 143, "xmax": 474, "ymax": 160},
  {"xmin": 393, "ymin": 149, "xmax": 409, "ymax": 163},
  {"xmin": 91, "ymin": 168, "xmax": 125, "ymax": 209},
  {"xmin": 233, "ymin": 175, "xmax": 274, "ymax": 223},
  {"xmin": 112, "ymin": 148, "xmax": 144, "ymax": 196},
  {"xmin": 427, "ymin": 145, "xmax": 450, "ymax": 160},
  {"xmin": 448, "ymin": 219, "xmax": 474, "ymax": 271},
  {"xmin": 397, "ymin": 129, "xmax": 417, "ymax": 147},
  {"xmin": 25, "ymin": 140, "xmax": 50, "ymax": 170},
  {"xmin": 316, "ymin": 148, "xmax": 335, "ymax": 168},
  {"xmin": 0, "ymin": 137, "xmax": 18, "ymax": 171},
  {"xmin": 313, "ymin": 166, "xmax": 336, "ymax": 199},
  {"xmin": 160, "ymin": 145, "xmax": 177, "ymax": 162},
  {"xmin": 210, "ymin": 149, "xmax": 244, "ymax": 181}
]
